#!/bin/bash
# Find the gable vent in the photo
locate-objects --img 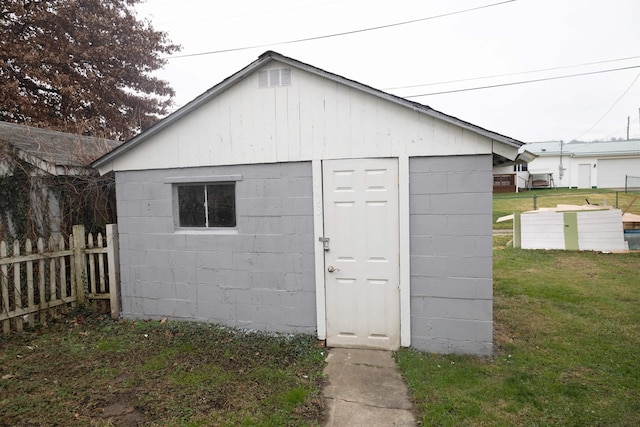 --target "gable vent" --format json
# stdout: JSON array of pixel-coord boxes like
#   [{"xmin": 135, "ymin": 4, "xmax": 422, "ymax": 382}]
[
  {"xmin": 258, "ymin": 68, "xmax": 292, "ymax": 88},
  {"xmin": 280, "ymin": 68, "xmax": 291, "ymax": 85}
]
